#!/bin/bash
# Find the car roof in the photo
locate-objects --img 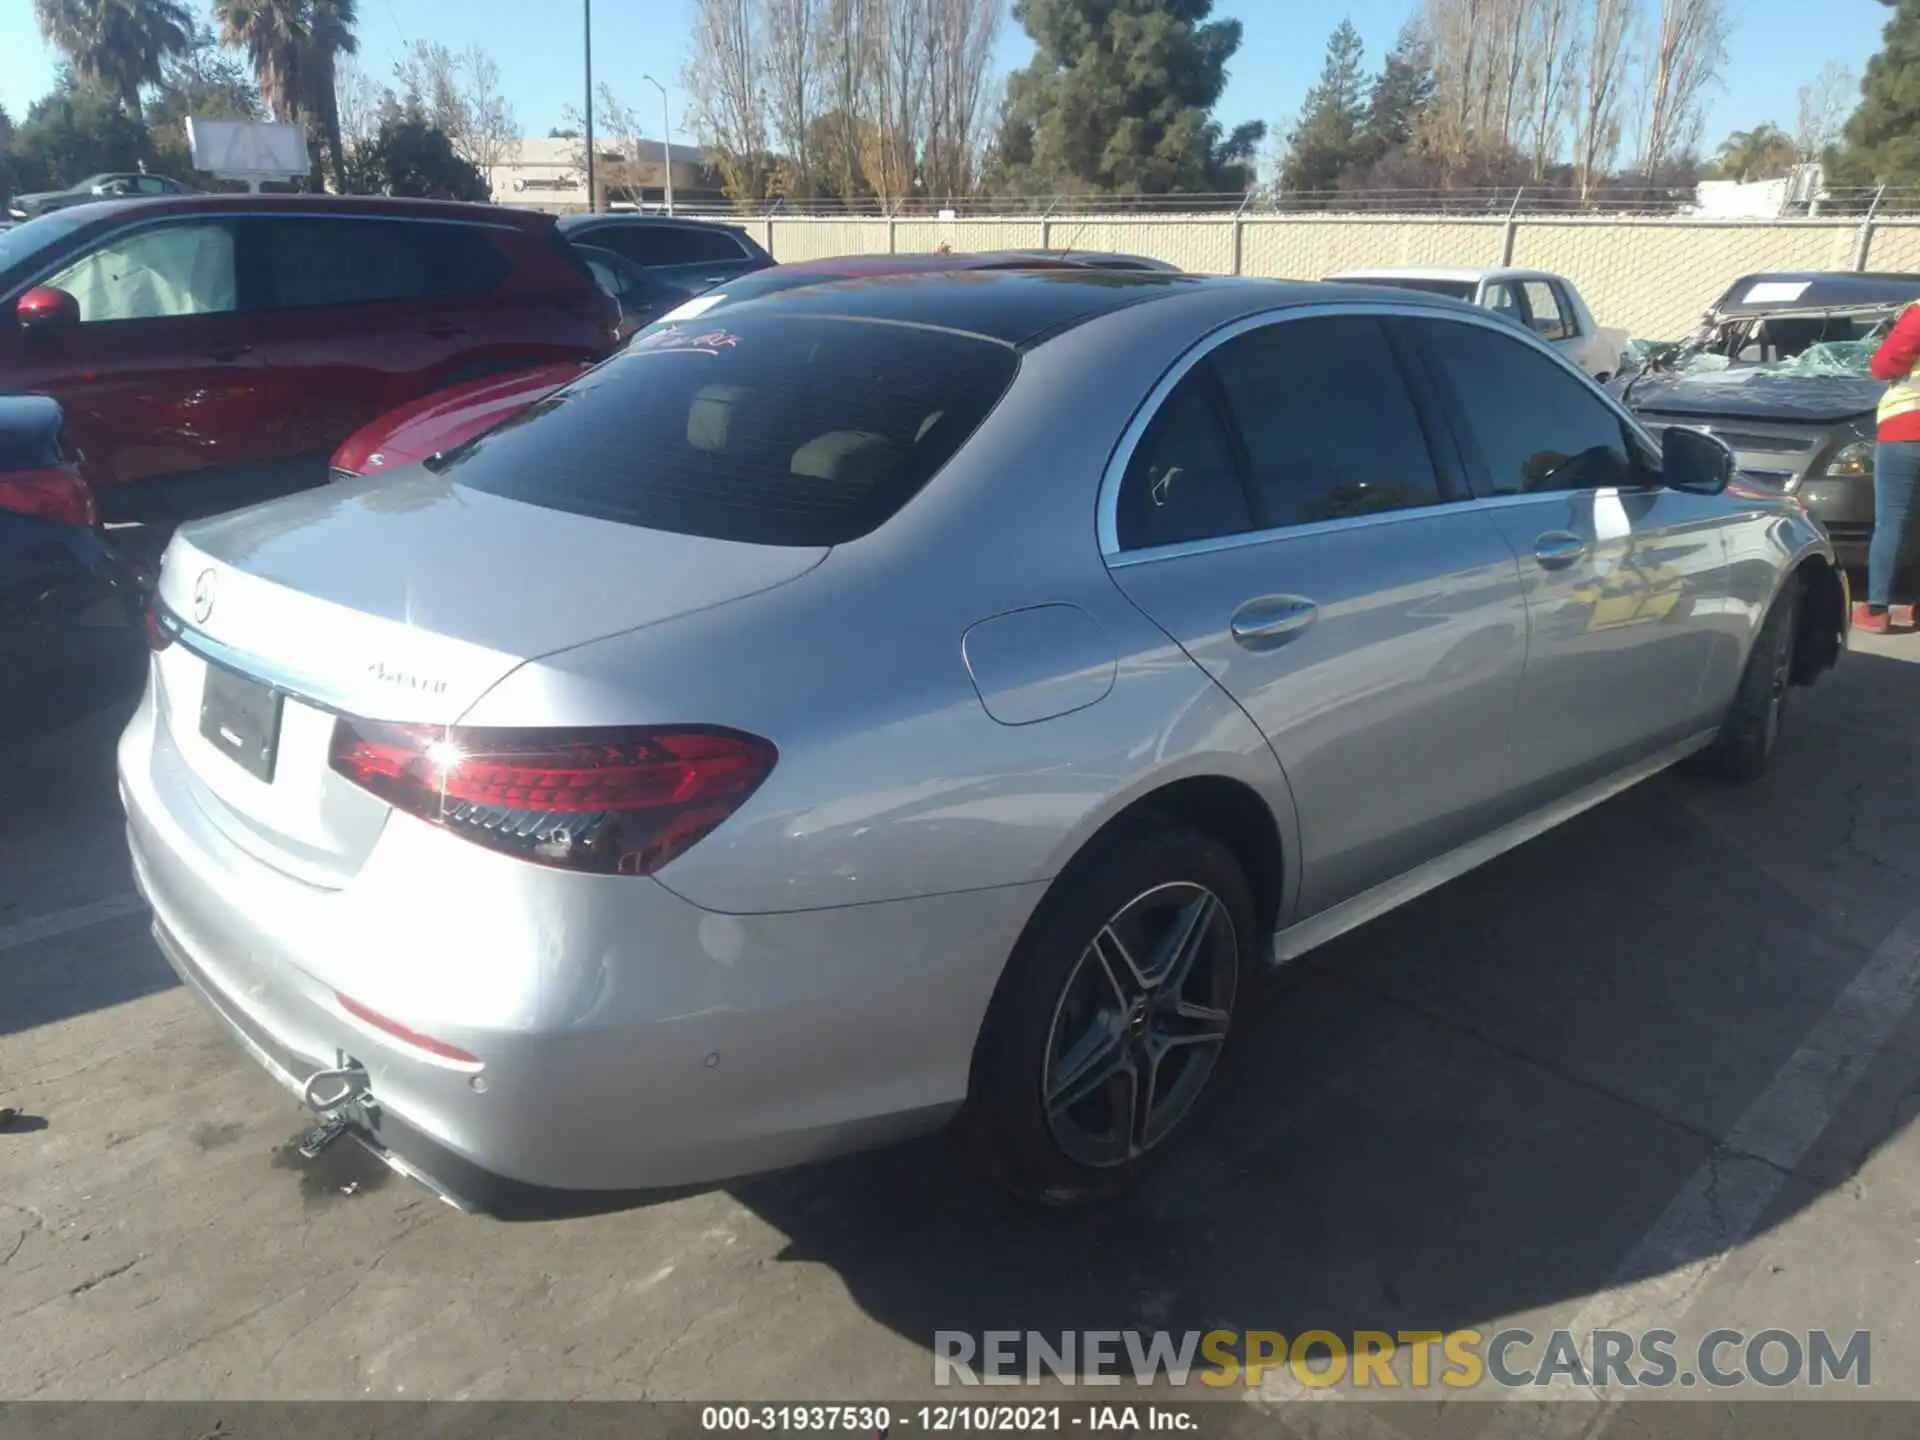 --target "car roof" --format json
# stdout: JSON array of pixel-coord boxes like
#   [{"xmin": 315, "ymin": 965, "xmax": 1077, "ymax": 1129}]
[
  {"xmin": 36, "ymin": 193, "xmax": 561, "ymax": 230},
  {"xmin": 715, "ymin": 269, "xmax": 1401, "ymax": 347},
  {"xmin": 1709, "ymin": 271, "xmax": 1920, "ymax": 315},
  {"xmin": 1328, "ymin": 266, "xmax": 1493, "ymax": 283},
  {"xmin": 558, "ymin": 212, "xmax": 747, "ymax": 233}
]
